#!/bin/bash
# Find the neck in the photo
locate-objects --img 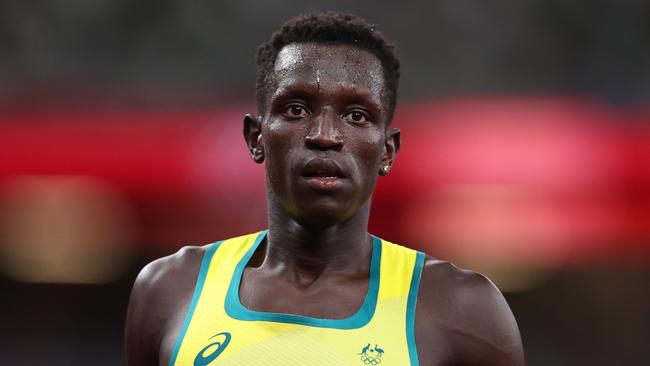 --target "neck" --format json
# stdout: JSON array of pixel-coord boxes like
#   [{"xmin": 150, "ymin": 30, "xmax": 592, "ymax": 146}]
[{"xmin": 258, "ymin": 193, "xmax": 373, "ymax": 275}]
